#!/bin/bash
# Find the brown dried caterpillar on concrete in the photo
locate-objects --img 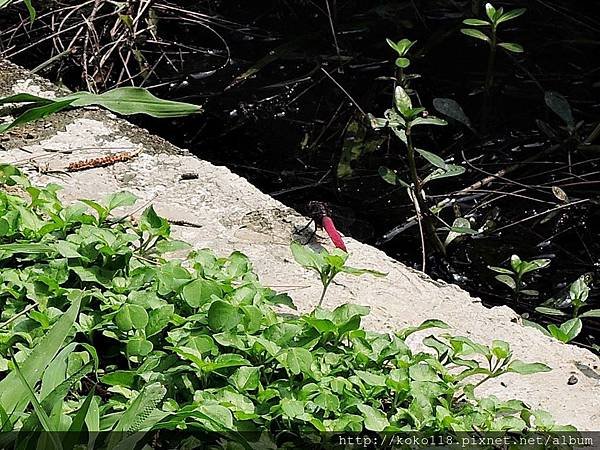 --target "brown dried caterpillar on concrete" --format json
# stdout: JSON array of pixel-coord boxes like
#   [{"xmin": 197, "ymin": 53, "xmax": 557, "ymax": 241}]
[{"xmin": 66, "ymin": 150, "xmax": 141, "ymax": 172}]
